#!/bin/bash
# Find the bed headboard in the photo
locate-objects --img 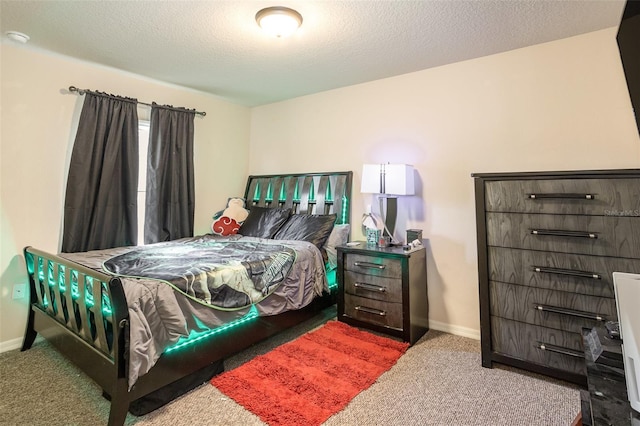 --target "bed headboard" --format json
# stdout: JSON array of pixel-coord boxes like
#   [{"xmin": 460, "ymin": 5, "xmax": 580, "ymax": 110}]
[{"xmin": 243, "ymin": 171, "xmax": 353, "ymax": 225}]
